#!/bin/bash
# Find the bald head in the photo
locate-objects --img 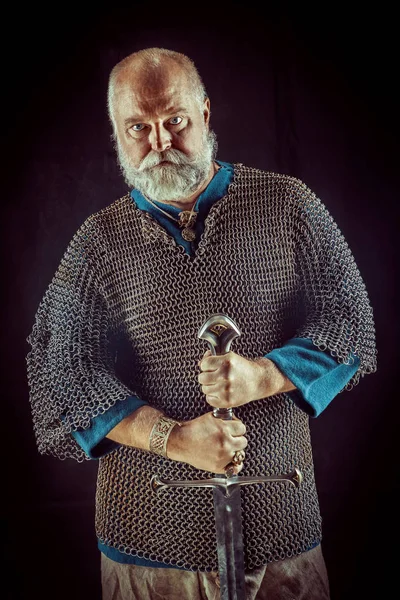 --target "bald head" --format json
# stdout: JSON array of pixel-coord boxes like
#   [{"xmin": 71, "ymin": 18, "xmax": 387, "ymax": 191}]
[
  {"xmin": 107, "ymin": 48, "xmax": 207, "ymax": 130},
  {"xmin": 107, "ymin": 47, "xmax": 217, "ymax": 204}
]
